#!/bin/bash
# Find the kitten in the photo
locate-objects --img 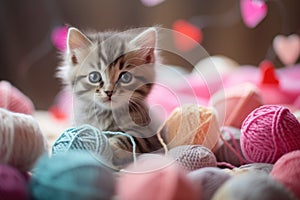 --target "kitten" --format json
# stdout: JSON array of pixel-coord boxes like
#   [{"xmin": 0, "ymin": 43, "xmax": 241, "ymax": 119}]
[{"xmin": 57, "ymin": 27, "xmax": 163, "ymax": 167}]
